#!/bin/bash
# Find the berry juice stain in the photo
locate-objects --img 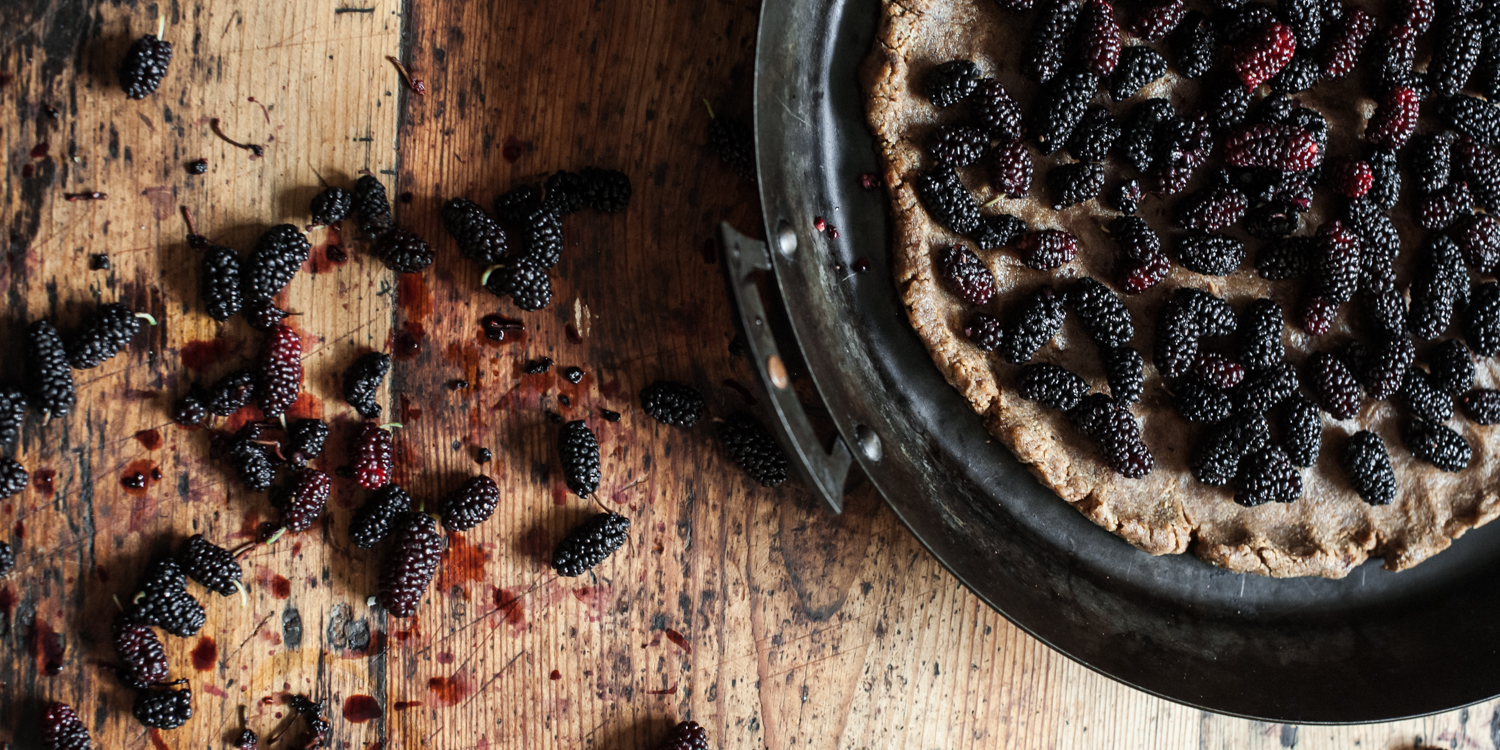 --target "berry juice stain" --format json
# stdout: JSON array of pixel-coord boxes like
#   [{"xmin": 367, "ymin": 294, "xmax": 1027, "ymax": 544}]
[
  {"xmin": 120, "ymin": 460, "xmax": 158, "ymax": 495},
  {"xmin": 30, "ymin": 142, "xmax": 49, "ymax": 159},
  {"xmin": 565, "ymin": 323, "xmax": 583, "ymax": 344},
  {"xmin": 427, "ymin": 674, "xmax": 470, "ymax": 706},
  {"xmin": 271, "ymin": 575, "xmax": 291, "ymax": 599},
  {"xmin": 664, "ymin": 628, "xmax": 692, "ymax": 654},
  {"xmin": 134, "ymin": 428, "xmax": 163, "ymax": 450},
  {"xmin": 181, "ymin": 338, "xmax": 239, "ymax": 371},
  {"xmin": 21, "ymin": 164, "xmax": 34, "ymax": 178},
  {"xmin": 393, "ymin": 322, "xmax": 424, "ymax": 360},
  {"xmin": 32, "ymin": 617, "xmax": 64, "ymax": 675},
  {"xmin": 63, "ymin": 192, "xmax": 107, "ymax": 201},
  {"xmin": 501, "ymin": 136, "xmax": 524, "ymax": 163},
  {"xmin": 479, "ymin": 315, "xmax": 524, "ymax": 346},
  {"xmin": 392, "ymin": 701, "xmax": 423, "ymax": 711},
  {"xmin": 191, "ymin": 636, "xmax": 218, "ymax": 671},
  {"xmin": 149, "ymin": 729, "xmax": 171, "ymax": 750},
  {"xmin": 549, "ymin": 669, "xmax": 561, "ymax": 680},
  {"xmin": 13, "ymin": 520, "xmax": 24, "ymax": 539},
  {"xmin": 397, "ymin": 273, "xmax": 432, "ymax": 323},
  {"xmin": 342, "ymin": 694, "xmax": 383, "ymax": 723},
  {"xmin": 33, "ymin": 468, "xmax": 56, "ymax": 496}
]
